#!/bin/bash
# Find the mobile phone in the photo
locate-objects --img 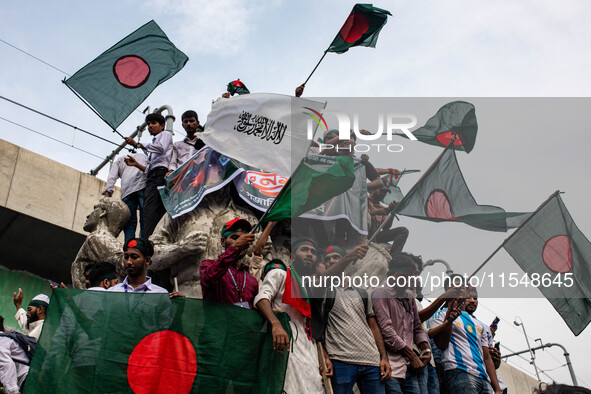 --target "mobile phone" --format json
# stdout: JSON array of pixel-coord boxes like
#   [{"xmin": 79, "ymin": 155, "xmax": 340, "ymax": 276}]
[{"xmin": 495, "ymin": 342, "xmax": 501, "ymax": 350}]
